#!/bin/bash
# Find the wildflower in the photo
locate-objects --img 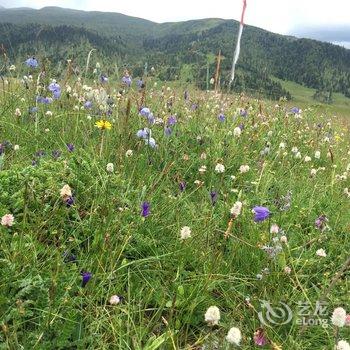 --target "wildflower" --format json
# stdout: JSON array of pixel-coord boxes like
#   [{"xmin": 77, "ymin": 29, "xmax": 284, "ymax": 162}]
[
  {"xmin": 81, "ymin": 271, "xmax": 92, "ymax": 288},
  {"xmin": 280, "ymin": 235, "xmax": 288, "ymax": 244},
  {"xmin": 179, "ymin": 181, "xmax": 186, "ymax": 192},
  {"xmin": 95, "ymin": 120, "xmax": 112, "ymax": 130},
  {"xmin": 84, "ymin": 101, "xmax": 92, "ymax": 109},
  {"xmin": 290, "ymin": 107, "xmax": 300, "ymax": 114},
  {"xmin": 199, "ymin": 165, "xmax": 207, "ymax": 174},
  {"xmin": 315, "ymin": 151, "xmax": 321, "ymax": 159},
  {"xmin": 136, "ymin": 128, "xmax": 151, "ymax": 139},
  {"xmin": 25, "ymin": 57, "xmax": 38, "ymax": 68},
  {"xmin": 140, "ymin": 107, "xmax": 151, "ymax": 117},
  {"xmin": 315, "ymin": 215, "xmax": 328, "ymax": 231},
  {"xmin": 9, "ymin": 65, "xmax": 16, "ymax": 71},
  {"xmin": 145, "ymin": 137, "xmax": 157, "ymax": 148},
  {"xmin": 284, "ymin": 266, "xmax": 291, "ymax": 274},
  {"xmin": 15, "ymin": 108, "xmax": 21, "ymax": 117},
  {"xmin": 106, "ymin": 163, "xmax": 114, "ymax": 172},
  {"xmin": 331, "ymin": 307, "xmax": 347, "ymax": 327},
  {"xmin": 345, "ymin": 314, "xmax": 350, "ymax": 326},
  {"xmin": 291, "ymin": 147, "xmax": 298, "ymax": 154},
  {"xmin": 239, "ymin": 165, "xmax": 250, "ymax": 173},
  {"xmin": 252, "ymin": 206, "xmax": 270, "ymax": 222},
  {"xmin": 337, "ymin": 340, "xmax": 350, "ymax": 350},
  {"xmin": 204, "ymin": 306, "xmax": 220, "ymax": 325},
  {"xmin": 233, "ymin": 126, "xmax": 241, "ymax": 137},
  {"xmin": 310, "ymin": 168, "xmax": 317, "ymax": 177},
  {"xmin": 100, "ymin": 75, "xmax": 108, "ymax": 83},
  {"xmin": 226, "ymin": 327, "xmax": 242, "ymax": 345},
  {"xmin": 215, "ymin": 163, "xmax": 225, "ymax": 173},
  {"xmin": 122, "ymin": 76, "xmax": 132, "ymax": 87},
  {"xmin": 1, "ymin": 214, "xmax": 14, "ymax": 227},
  {"xmin": 316, "ymin": 248, "xmax": 327, "ymax": 257},
  {"xmin": 200, "ymin": 152, "xmax": 207, "ymax": 160},
  {"xmin": 167, "ymin": 115, "xmax": 177, "ymax": 125},
  {"xmin": 304, "ymin": 156, "xmax": 311, "ymax": 162},
  {"xmin": 125, "ymin": 149, "xmax": 133, "ymax": 157},
  {"xmin": 254, "ymin": 328, "xmax": 268, "ymax": 346},
  {"xmin": 164, "ymin": 127, "xmax": 172, "ymax": 136},
  {"xmin": 141, "ymin": 201, "xmax": 150, "ymax": 217},
  {"xmin": 218, "ymin": 113, "xmax": 225, "ymax": 122},
  {"xmin": 109, "ymin": 295, "xmax": 120, "ymax": 305},
  {"xmin": 60, "ymin": 184, "xmax": 72, "ymax": 199},
  {"xmin": 46, "ymin": 111, "xmax": 53, "ymax": 117},
  {"xmin": 210, "ymin": 191, "xmax": 218, "ymax": 205},
  {"xmin": 295, "ymin": 152, "xmax": 302, "ymax": 159},
  {"xmin": 180, "ymin": 226, "xmax": 191, "ymax": 240},
  {"xmin": 279, "ymin": 142, "xmax": 286, "ymax": 149},
  {"xmin": 230, "ymin": 201, "xmax": 242, "ymax": 218},
  {"xmin": 65, "ymin": 196, "xmax": 75, "ymax": 207},
  {"xmin": 270, "ymin": 224, "xmax": 279, "ymax": 234},
  {"xmin": 66, "ymin": 143, "xmax": 74, "ymax": 152},
  {"xmin": 52, "ymin": 150, "xmax": 61, "ymax": 160},
  {"xmin": 14, "ymin": 145, "xmax": 20, "ymax": 151}
]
